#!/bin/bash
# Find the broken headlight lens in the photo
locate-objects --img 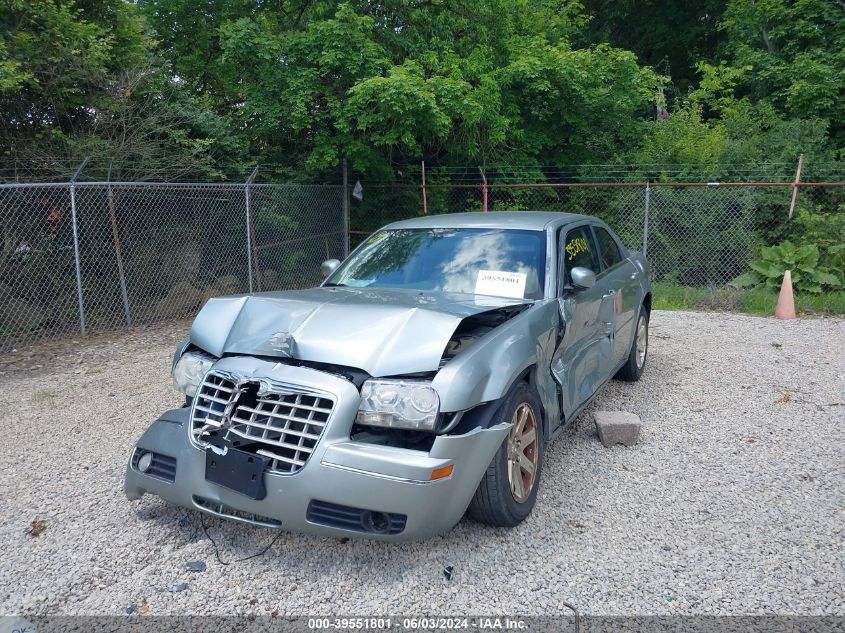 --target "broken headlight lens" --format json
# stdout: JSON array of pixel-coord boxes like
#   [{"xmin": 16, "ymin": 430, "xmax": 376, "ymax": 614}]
[
  {"xmin": 357, "ymin": 379, "xmax": 440, "ymax": 432},
  {"xmin": 172, "ymin": 350, "xmax": 216, "ymax": 397}
]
